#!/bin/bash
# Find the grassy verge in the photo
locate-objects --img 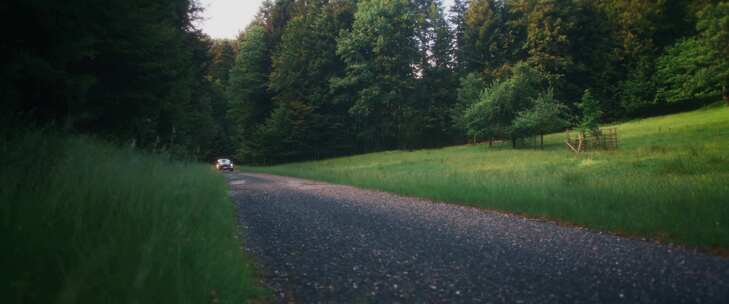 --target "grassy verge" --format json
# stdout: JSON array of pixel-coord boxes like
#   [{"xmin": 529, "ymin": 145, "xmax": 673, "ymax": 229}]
[
  {"xmin": 1, "ymin": 131, "xmax": 260, "ymax": 303},
  {"xmin": 244, "ymin": 105, "xmax": 729, "ymax": 250}
]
